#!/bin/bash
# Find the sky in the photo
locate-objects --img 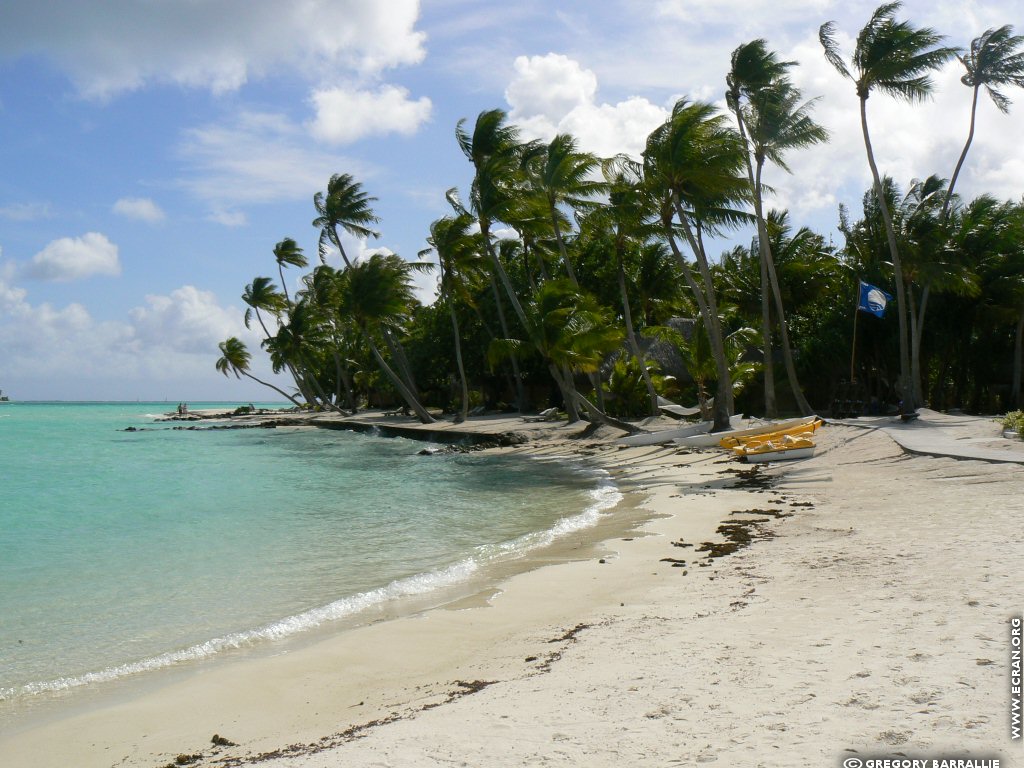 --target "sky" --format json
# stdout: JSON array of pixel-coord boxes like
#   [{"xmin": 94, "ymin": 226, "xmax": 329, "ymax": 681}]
[{"xmin": 0, "ymin": 0, "xmax": 1021, "ymax": 401}]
